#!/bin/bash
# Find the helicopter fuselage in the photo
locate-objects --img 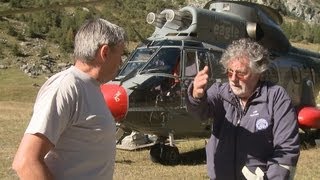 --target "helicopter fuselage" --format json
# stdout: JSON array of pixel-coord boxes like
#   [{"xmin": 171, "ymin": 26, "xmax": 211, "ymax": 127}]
[{"xmin": 112, "ymin": 39, "xmax": 320, "ymax": 138}]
